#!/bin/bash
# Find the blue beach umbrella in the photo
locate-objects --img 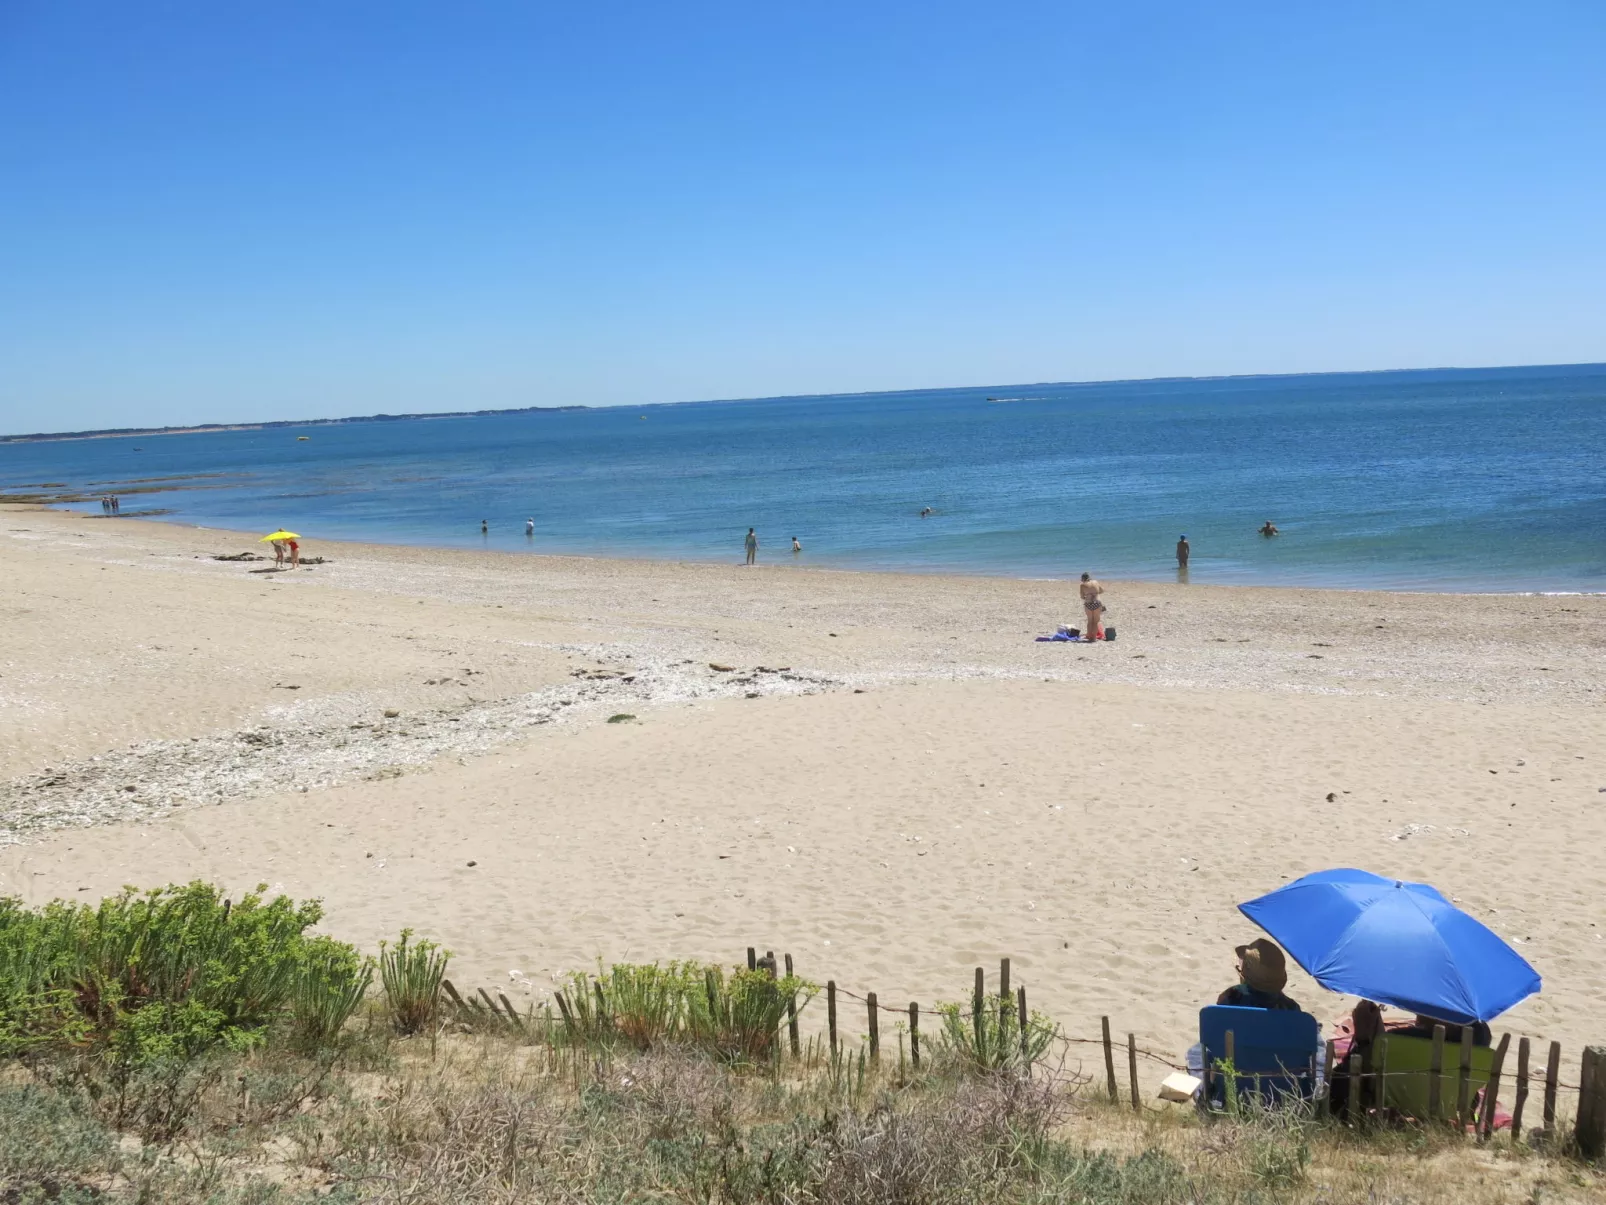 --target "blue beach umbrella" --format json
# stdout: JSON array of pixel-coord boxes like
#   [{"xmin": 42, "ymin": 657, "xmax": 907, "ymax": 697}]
[{"xmin": 1239, "ymin": 868, "xmax": 1540, "ymax": 1025}]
